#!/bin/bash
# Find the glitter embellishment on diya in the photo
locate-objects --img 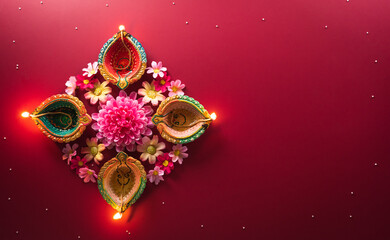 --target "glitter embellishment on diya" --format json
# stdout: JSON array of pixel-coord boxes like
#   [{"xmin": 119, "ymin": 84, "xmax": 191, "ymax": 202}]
[
  {"xmin": 29, "ymin": 94, "xmax": 91, "ymax": 143},
  {"xmin": 98, "ymin": 25, "xmax": 147, "ymax": 90},
  {"xmin": 98, "ymin": 152, "xmax": 146, "ymax": 214},
  {"xmin": 152, "ymin": 95, "xmax": 214, "ymax": 144}
]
